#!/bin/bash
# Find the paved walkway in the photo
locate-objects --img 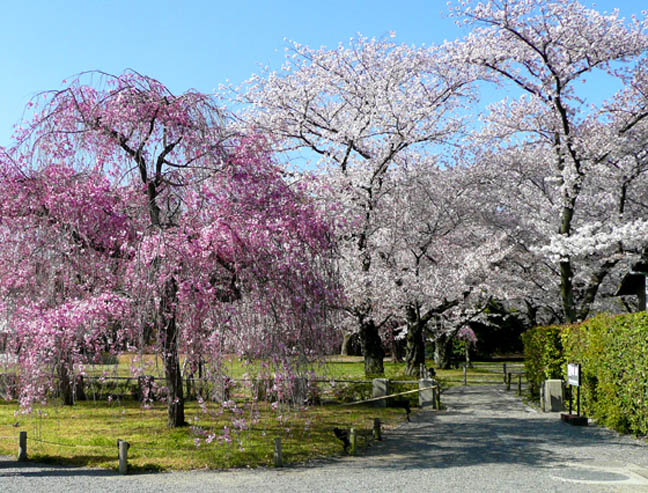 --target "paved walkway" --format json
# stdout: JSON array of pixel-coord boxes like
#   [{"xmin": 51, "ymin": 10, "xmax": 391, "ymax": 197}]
[{"xmin": 2, "ymin": 385, "xmax": 648, "ymax": 492}]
